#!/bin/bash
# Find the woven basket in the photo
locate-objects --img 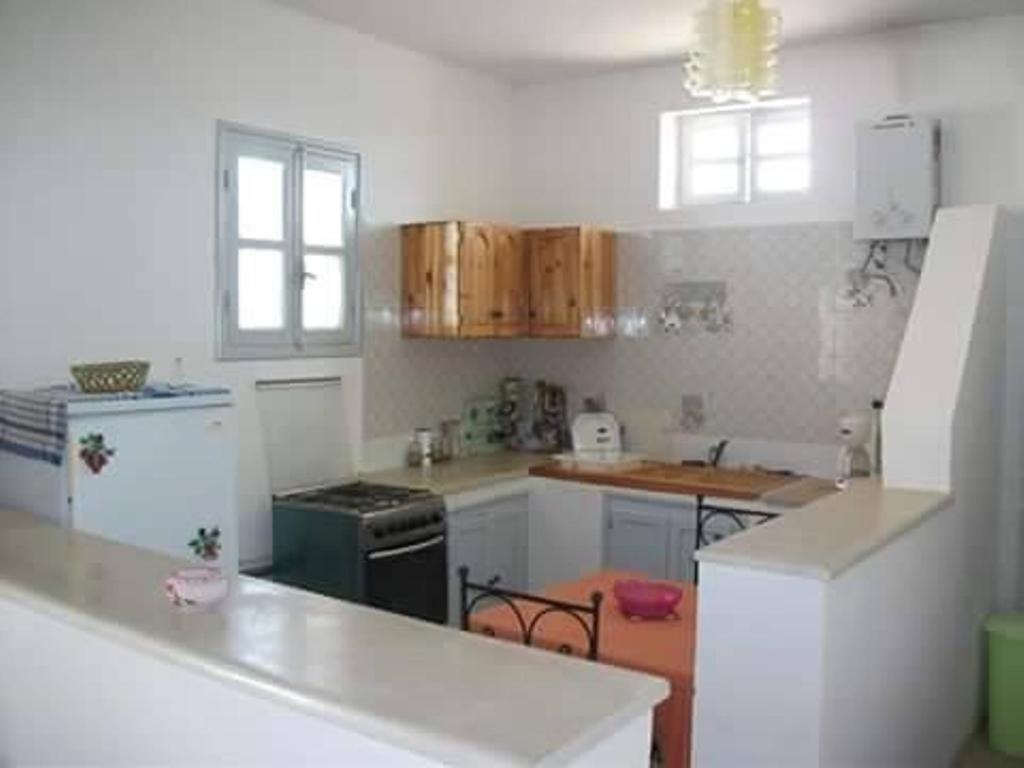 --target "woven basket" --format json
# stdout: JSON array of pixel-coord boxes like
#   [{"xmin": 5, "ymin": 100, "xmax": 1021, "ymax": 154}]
[{"xmin": 71, "ymin": 360, "xmax": 150, "ymax": 394}]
